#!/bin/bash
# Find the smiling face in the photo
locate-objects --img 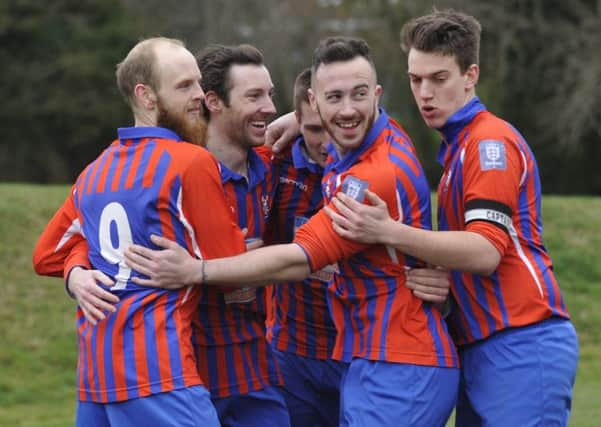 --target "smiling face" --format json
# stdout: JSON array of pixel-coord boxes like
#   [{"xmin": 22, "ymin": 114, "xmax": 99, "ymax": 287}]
[
  {"xmin": 220, "ymin": 63, "xmax": 276, "ymax": 148},
  {"xmin": 309, "ymin": 56, "xmax": 382, "ymax": 155},
  {"xmin": 407, "ymin": 48, "xmax": 478, "ymax": 129},
  {"xmin": 153, "ymin": 44, "xmax": 207, "ymax": 145},
  {"xmin": 154, "ymin": 44, "xmax": 205, "ymax": 129},
  {"xmin": 297, "ymin": 101, "xmax": 330, "ymax": 167}
]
